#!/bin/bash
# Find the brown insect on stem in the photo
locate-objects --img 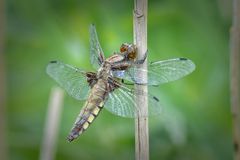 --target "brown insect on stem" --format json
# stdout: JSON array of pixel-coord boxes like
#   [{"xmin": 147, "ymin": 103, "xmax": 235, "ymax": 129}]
[{"xmin": 133, "ymin": 0, "xmax": 149, "ymax": 160}]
